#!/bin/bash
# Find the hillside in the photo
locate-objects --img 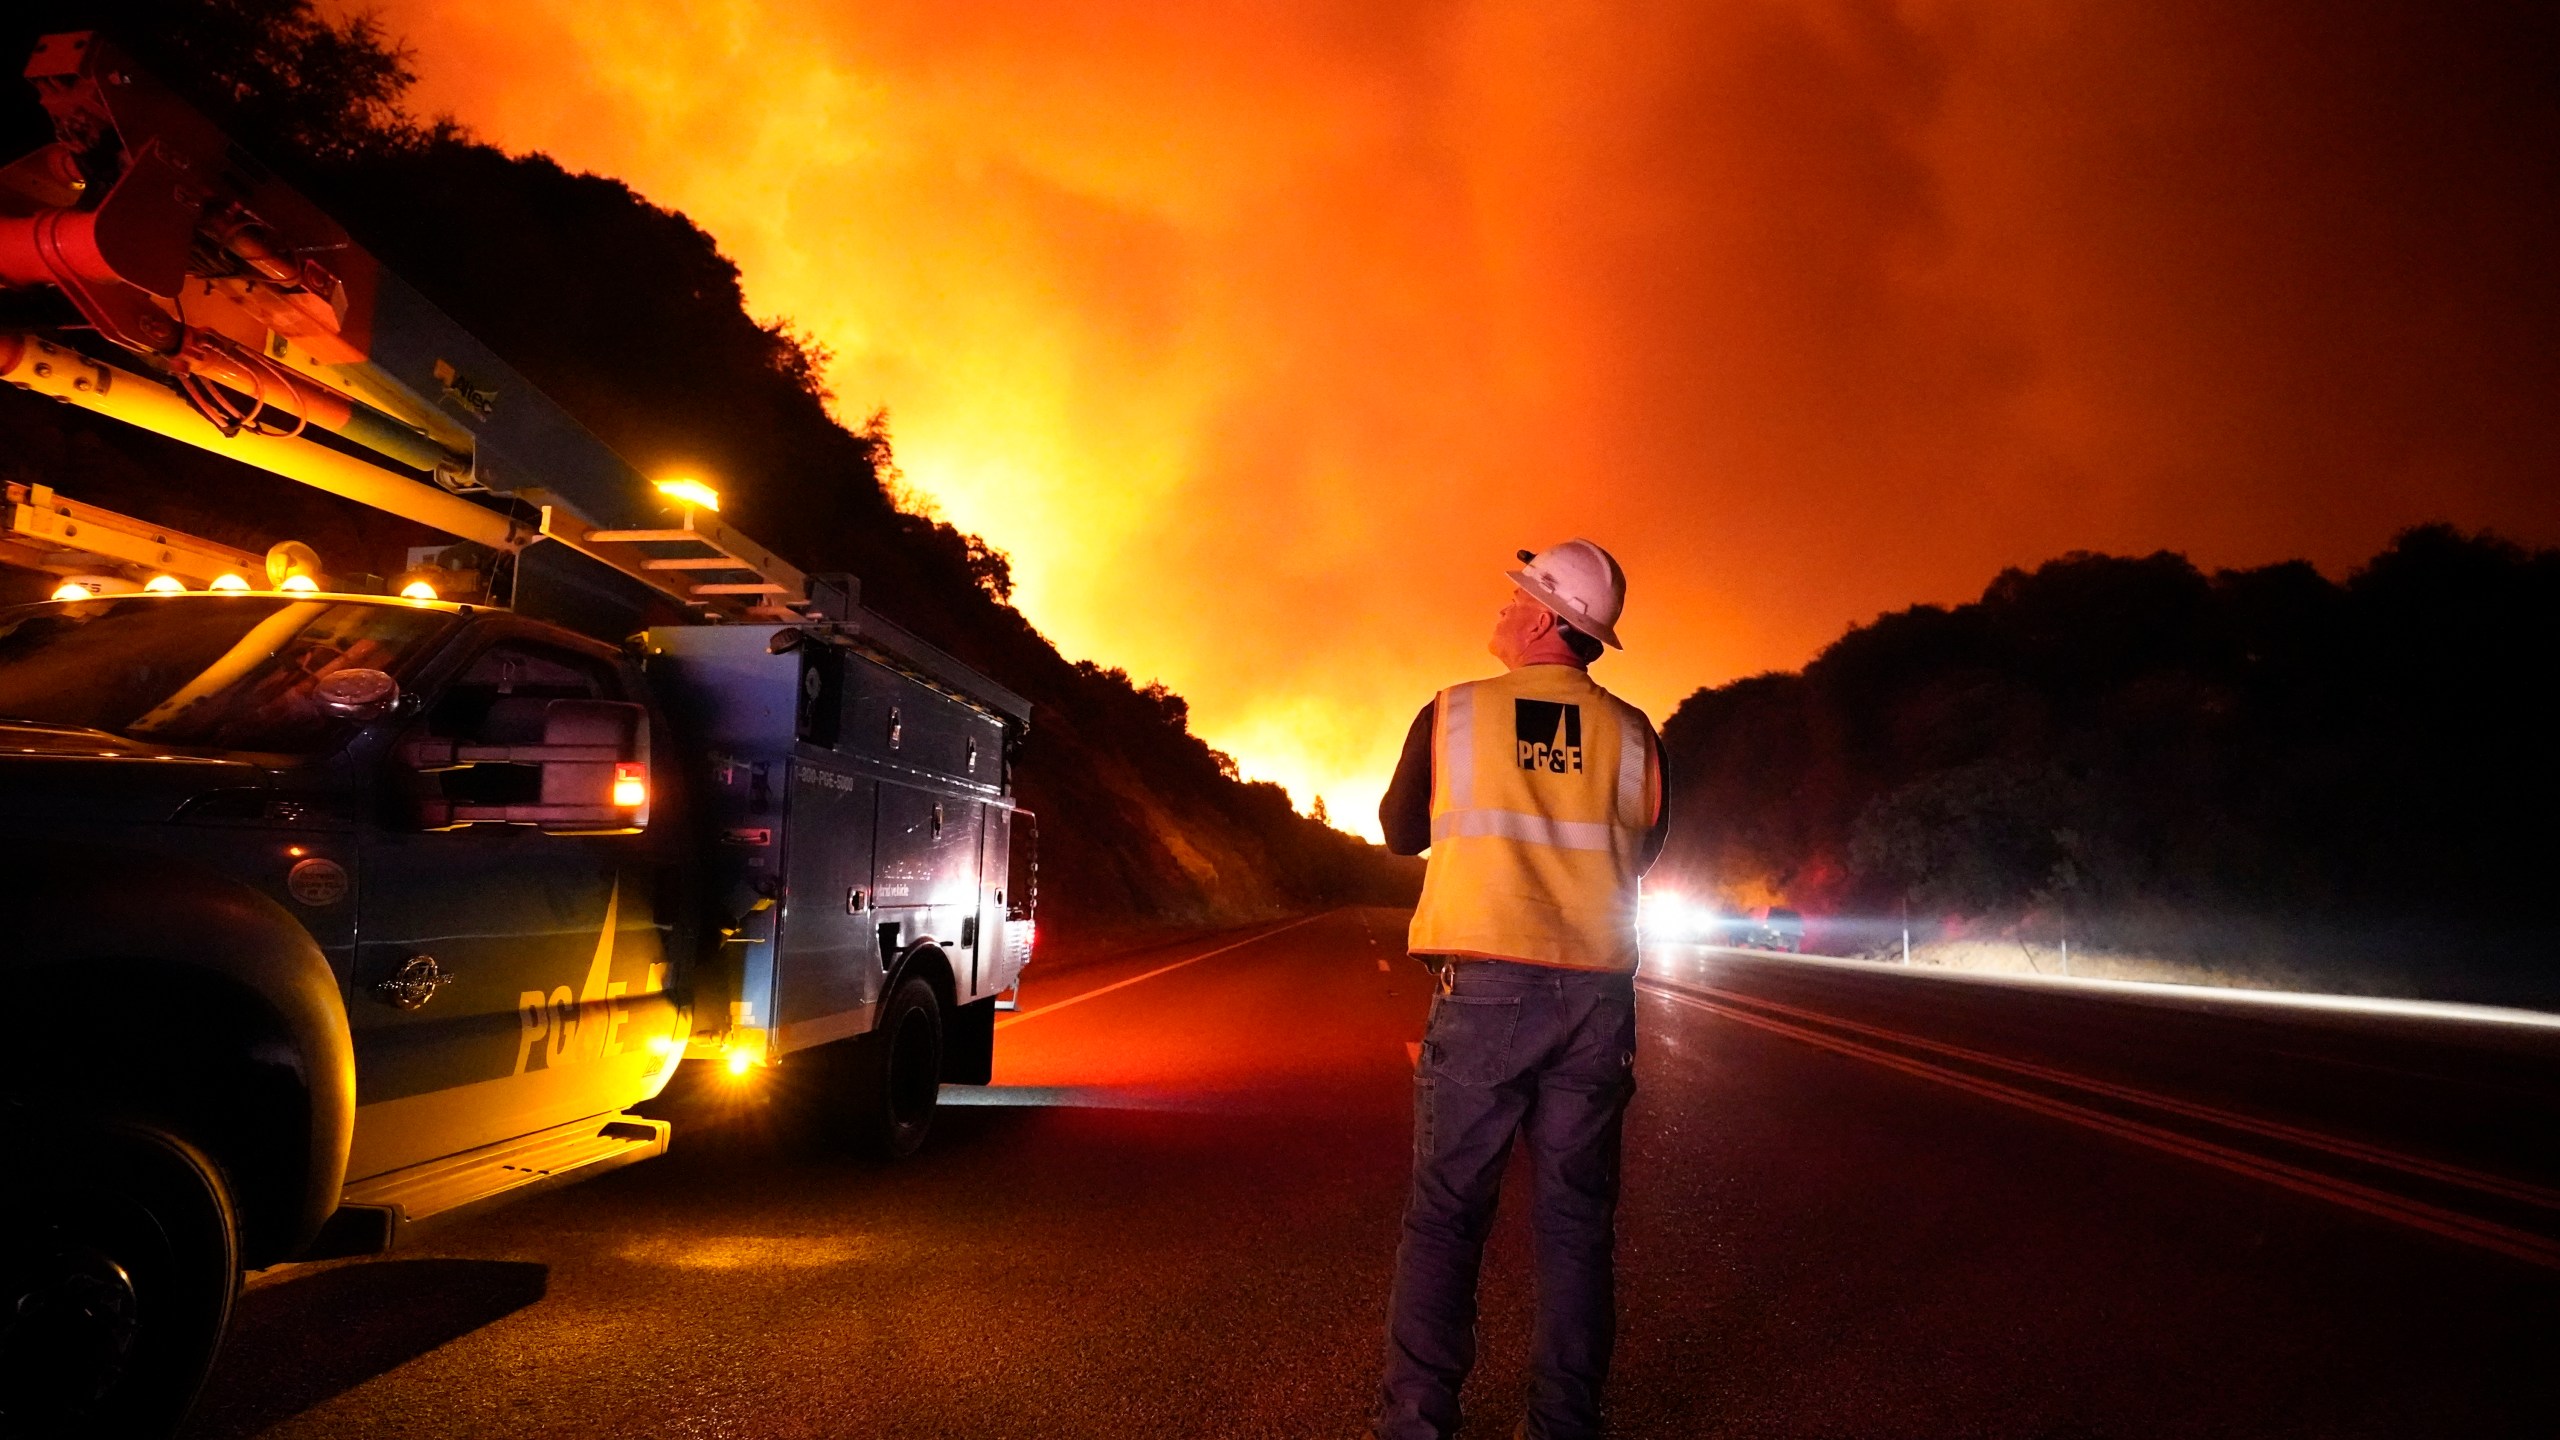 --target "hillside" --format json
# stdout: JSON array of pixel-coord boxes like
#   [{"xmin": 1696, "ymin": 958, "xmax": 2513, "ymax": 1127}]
[
  {"xmin": 1657, "ymin": 528, "xmax": 2560, "ymax": 1005},
  {"xmin": 0, "ymin": 0, "xmax": 1416, "ymax": 936}
]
